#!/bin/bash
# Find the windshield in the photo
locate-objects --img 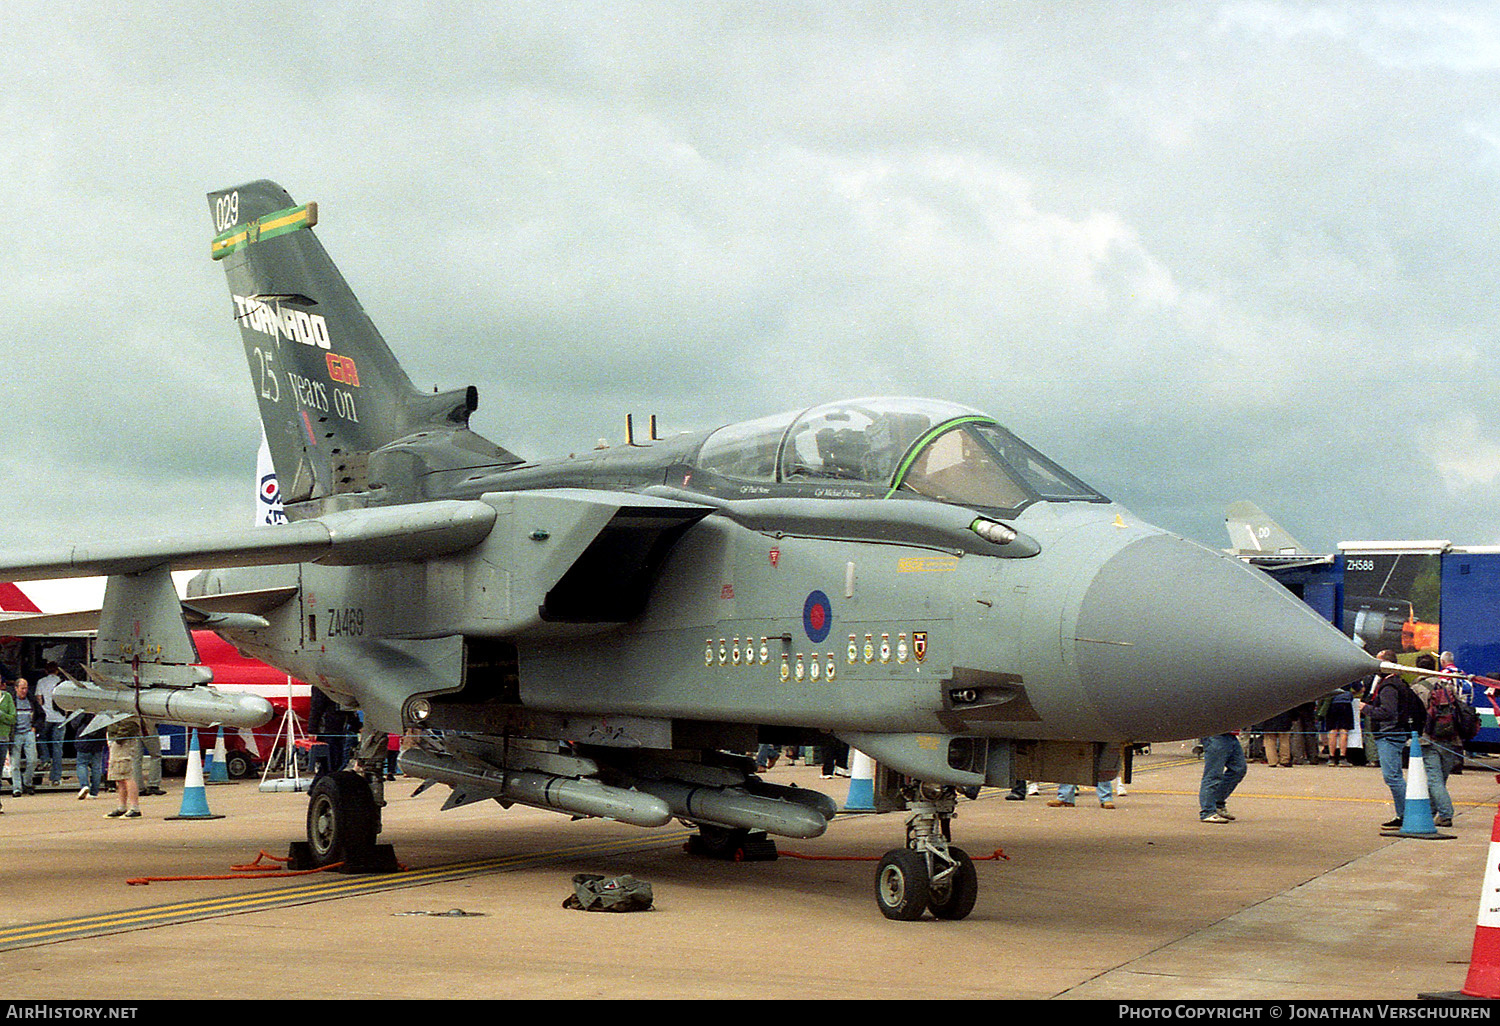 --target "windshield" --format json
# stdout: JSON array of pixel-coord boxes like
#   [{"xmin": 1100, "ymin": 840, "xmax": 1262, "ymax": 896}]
[
  {"xmin": 895, "ymin": 420, "xmax": 1104, "ymax": 509},
  {"xmin": 693, "ymin": 397, "xmax": 1106, "ymax": 509},
  {"xmin": 970, "ymin": 423, "xmax": 1102, "ymax": 501},
  {"xmin": 896, "ymin": 424, "xmax": 1031, "ymax": 508}
]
